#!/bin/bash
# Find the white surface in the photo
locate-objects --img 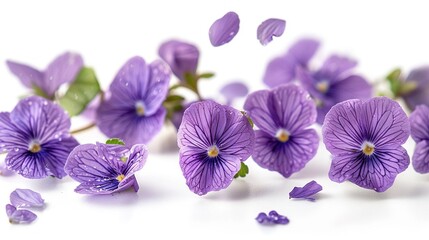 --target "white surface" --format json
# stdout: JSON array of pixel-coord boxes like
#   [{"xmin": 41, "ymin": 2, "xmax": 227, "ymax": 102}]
[{"xmin": 1, "ymin": 0, "xmax": 429, "ymax": 239}]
